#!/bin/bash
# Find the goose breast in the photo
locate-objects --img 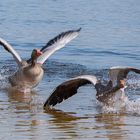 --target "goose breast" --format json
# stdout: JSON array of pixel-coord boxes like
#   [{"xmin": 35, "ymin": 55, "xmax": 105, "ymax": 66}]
[{"xmin": 9, "ymin": 64, "xmax": 44, "ymax": 89}]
